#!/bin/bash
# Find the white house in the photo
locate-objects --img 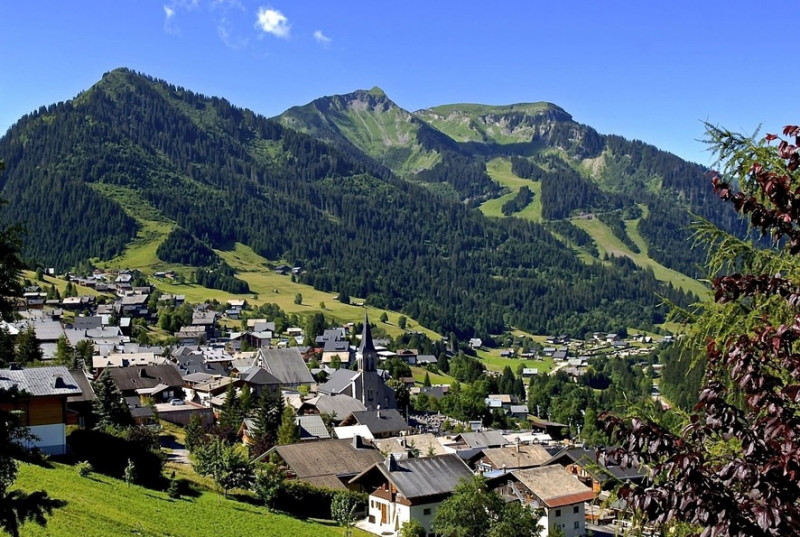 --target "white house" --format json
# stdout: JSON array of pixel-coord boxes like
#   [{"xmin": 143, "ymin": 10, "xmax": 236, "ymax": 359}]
[
  {"xmin": 350, "ymin": 453, "xmax": 474, "ymax": 536},
  {"xmin": 507, "ymin": 465, "xmax": 595, "ymax": 537}
]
